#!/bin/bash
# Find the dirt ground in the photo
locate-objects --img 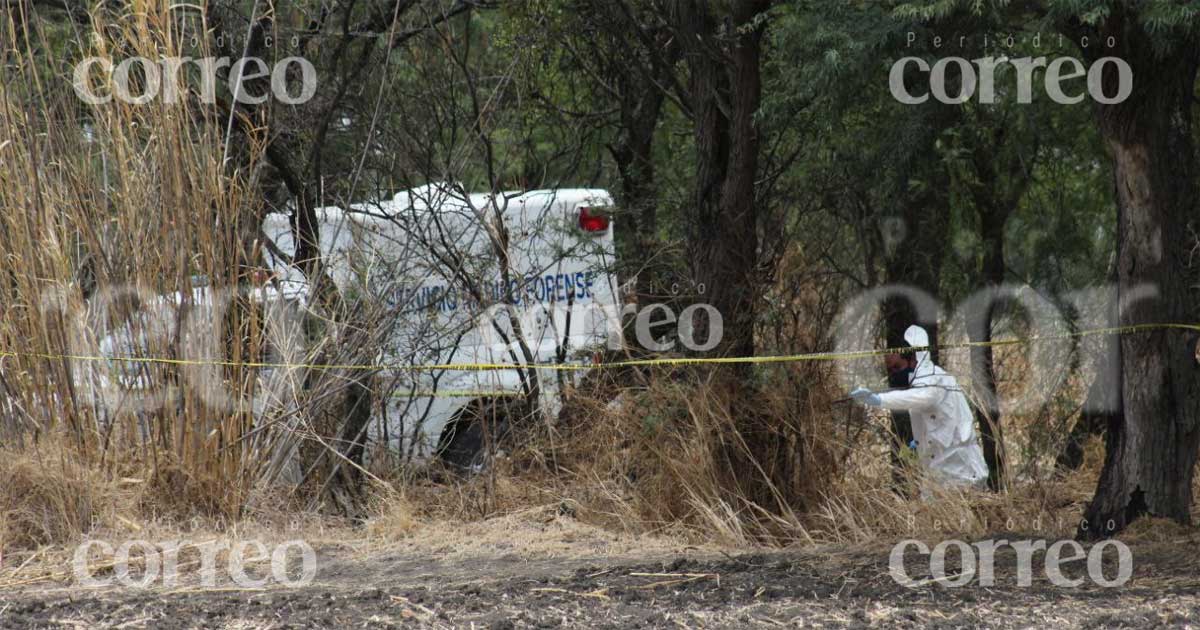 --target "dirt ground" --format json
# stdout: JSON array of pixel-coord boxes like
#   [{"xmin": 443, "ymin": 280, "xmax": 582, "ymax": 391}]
[{"xmin": 3, "ymin": 515, "xmax": 1199, "ymax": 630}]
